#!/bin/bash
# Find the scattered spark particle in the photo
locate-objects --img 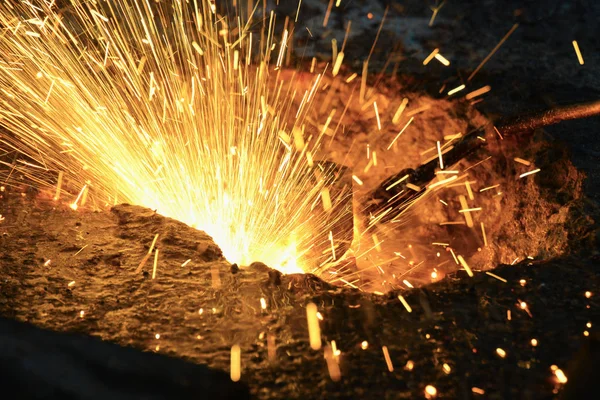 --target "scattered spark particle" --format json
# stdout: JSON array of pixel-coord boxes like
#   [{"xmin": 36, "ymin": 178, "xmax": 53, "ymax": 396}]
[
  {"xmin": 345, "ymin": 72, "xmax": 357, "ymax": 83},
  {"xmin": 306, "ymin": 303, "xmax": 322, "ymax": 350},
  {"xmin": 398, "ymin": 295, "xmax": 412, "ymax": 313},
  {"xmin": 583, "ymin": 331, "xmax": 589, "ymax": 337},
  {"xmin": 514, "ymin": 157, "xmax": 531, "ymax": 166},
  {"xmin": 267, "ymin": 334, "xmax": 276, "ymax": 362},
  {"xmin": 431, "ymin": 271, "xmax": 438, "ymax": 280},
  {"xmin": 436, "ymin": 141, "xmax": 444, "ymax": 169},
  {"xmin": 531, "ymin": 338, "xmax": 538, "ymax": 347},
  {"xmin": 43, "ymin": 259, "xmax": 51, "ymax": 267},
  {"xmin": 520, "ymin": 279, "xmax": 527, "ymax": 286},
  {"xmin": 520, "ymin": 301, "xmax": 527, "ymax": 309},
  {"xmin": 468, "ymin": 23, "xmax": 519, "ymax": 81},
  {"xmin": 367, "ymin": 12, "xmax": 374, "ymax": 19},
  {"xmin": 387, "ymin": 117, "xmax": 414, "ymax": 150},
  {"xmin": 496, "ymin": 348, "xmax": 506, "ymax": 358},
  {"xmin": 485, "ymin": 271, "xmax": 506, "ymax": 283},
  {"xmin": 587, "ymin": 322, "xmax": 592, "ymax": 328},
  {"xmin": 361, "ymin": 341, "xmax": 369, "ymax": 350},
  {"xmin": 572, "ymin": 40, "xmax": 584, "ymax": 65},
  {"xmin": 459, "ymin": 195, "xmax": 474, "ymax": 228},
  {"xmin": 447, "ymin": 84, "xmax": 465, "ymax": 96},
  {"xmin": 472, "ymin": 387, "xmax": 485, "ymax": 395},
  {"xmin": 585, "ymin": 291, "xmax": 592, "ymax": 298},
  {"xmin": 428, "ymin": 0, "xmax": 446, "ymax": 27},
  {"xmin": 324, "ymin": 345, "xmax": 342, "ymax": 381},
  {"xmin": 79, "ymin": 310, "xmax": 85, "ymax": 318},
  {"xmin": 553, "ymin": 368, "xmax": 568, "ymax": 384},
  {"xmin": 332, "ymin": 51, "xmax": 345, "ymax": 77},
  {"xmin": 151, "ymin": 248, "xmax": 159, "ymax": 279},
  {"xmin": 316, "ymin": 312, "xmax": 324, "ymax": 321},
  {"xmin": 181, "ymin": 259, "xmax": 191, "ymax": 268},
  {"xmin": 53, "ymin": 171, "xmax": 63, "ymax": 201},
  {"xmin": 405, "ymin": 360, "xmax": 414, "ymax": 371},
  {"xmin": 434, "ymin": 53, "xmax": 450, "ymax": 66},
  {"xmin": 155, "ymin": 333, "xmax": 160, "ymax": 340},
  {"xmin": 199, "ymin": 308, "xmax": 204, "ymax": 315},
  {"xmin": 425, "ymin": 385, "xmax": 437, "ymax": 398},
  {"xmin": 352, "ymin": 175, "xmax": 363, "ymax": 185},
  {"xmin": 465, "ymin": 85, "xmax": 491, "ymax": 100},
  {"xmin": 403, "ymin": 279, "xmax": 414, "ymax": 288},
  {"xmin": 457, "ymin": 255, "xmax": 474, "ymax": 277},
  {"xmin": 392, "ymin": 98, "xmax": 409, "ymax": 124},
  {"xmin": 459, "ymin": 207, "xmax": 482, "ymax": 213},
  {"xmin": 507, "ymin": 310, "xmax": 512, "ymax": 321},
  {"xmin": 68, "ymin": 281, "xmax": 76, "ymax": 287},
  {"xmin": 423, "ymin": 48, "xmax": 440, "ymax": 65},
  {"xmin": 260, "ymin": 297, "xmax": 267, "ymax": 310},
  {"xmin": 374, "ymin": 102, "xmax": 382, "ymax": 130},
  {"xmin": 382, "ymin": 346, "xmax": 394, "ymax": 372},
  {"xmin": 136, "ymin": 234, "xmax": 159, "ymax": 273},
  {"xmin": 443, "ymin": 363, "xmax": 451, "ymax": 374},
  {"xmin": 230, "ymin": 345, "xmax": 241, "ymax": 382},
  {"xmin": 481, "ymin": 222, "xmax": 488, "ymax": 247}
]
